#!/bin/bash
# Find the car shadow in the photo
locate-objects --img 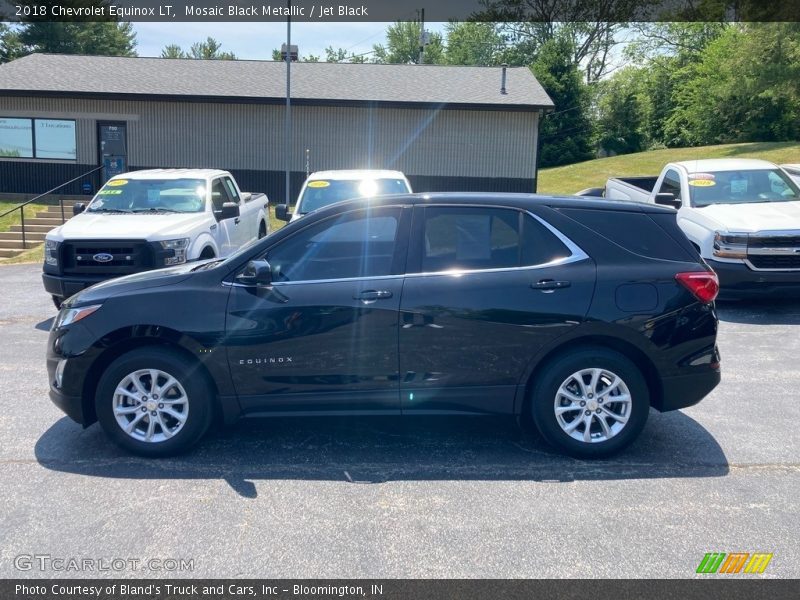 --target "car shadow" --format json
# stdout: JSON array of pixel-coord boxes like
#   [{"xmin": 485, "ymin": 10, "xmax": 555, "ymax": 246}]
[
  {"xmin": 716, "ymin": 298, "xmax": 800, "ymax": 325},
  {"xmin": 35, "ymin": 411, "xmax": 729, "ymax": 498}
]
